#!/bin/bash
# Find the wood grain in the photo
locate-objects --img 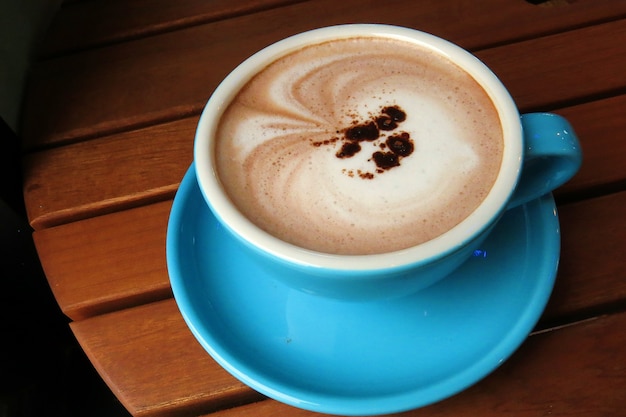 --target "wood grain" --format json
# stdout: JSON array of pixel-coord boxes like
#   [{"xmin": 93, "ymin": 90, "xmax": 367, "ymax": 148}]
[
  {"xmin": 34, "ymin": 186, "xmax": 626, "ymax": 328},
  {"xmin": 21, "ymin": 1, "xmax": 626, "ymax": 149},
  {"xmin": 23, "ymin": 117, "xmax": 196, "ymax": 229},
  {"xmin": 34, "ymin": 201, "xmax": 174, "ymax": 320},
  {"xmin": 72, "ymin": 301, "xmax": 626, "ymax": 417},
  {"xmin": 22, "ymin": 3, "xmax": 626, "ymax": 417},
  {"xmin": 40, "ymin": 0, "xmax": 309, "ymax": 57},
  {"xmin": 22, "ymin": 91, "xmax": 626, "ymax": 231},
  {"xmin": 41, "ymin": 0, "xmax": 626, "ymax": 58},
  {"xmin": 70, "ymin": 300, "xmax": 265, "ymax": 417},
  {"xmin": 475, "ymin": 20, "xmax": 626, "ymax": 111},
  {"xmin": 204, "ymin": 314, "xmax": 626, "ymax": 416},
  {"xmin": 556, "ymin": 95, "xmax": 626, "ymax": 200},
  {"xmin": 544, "ymin": 191, "xmax": 626, "ymax": 324}
]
